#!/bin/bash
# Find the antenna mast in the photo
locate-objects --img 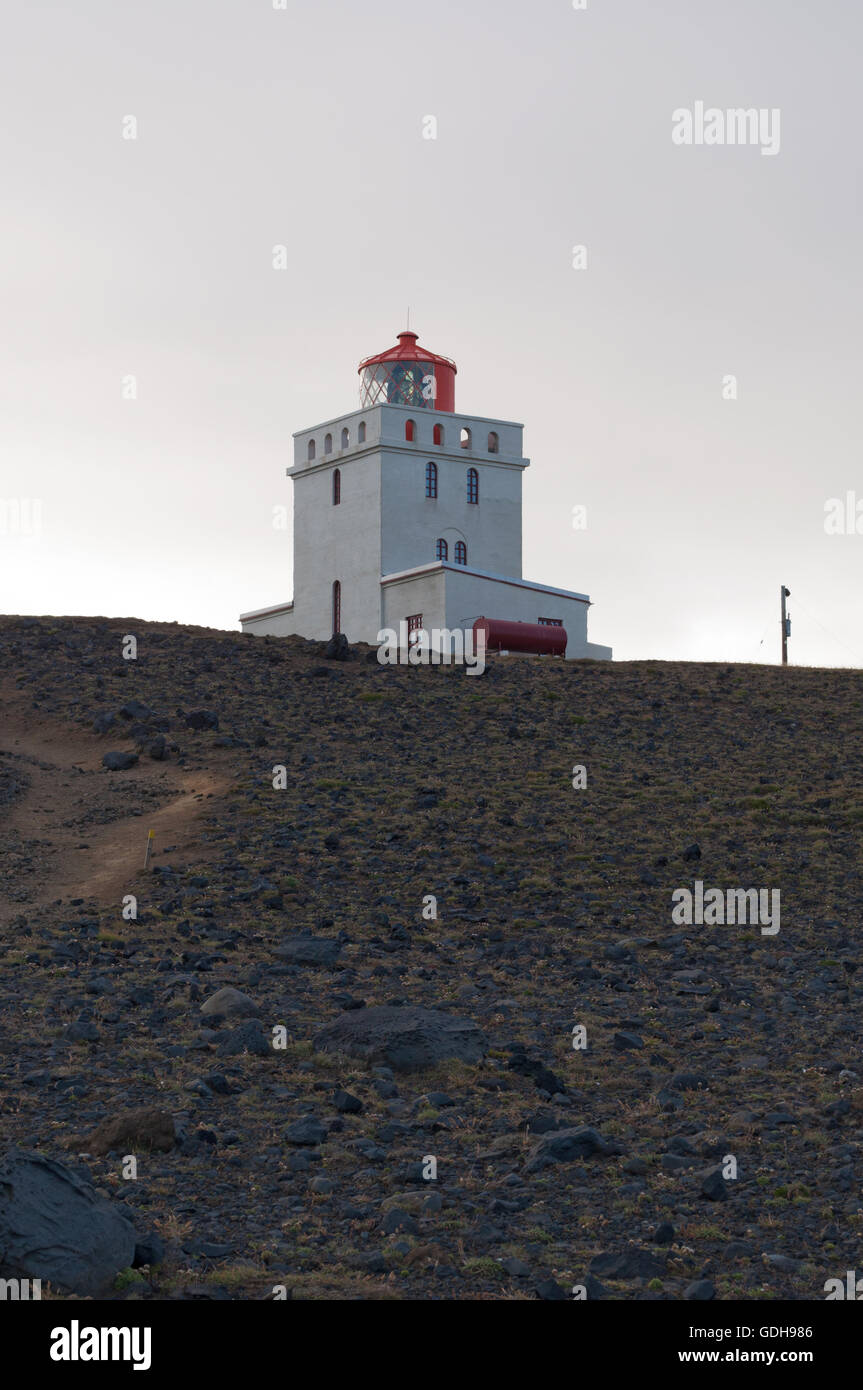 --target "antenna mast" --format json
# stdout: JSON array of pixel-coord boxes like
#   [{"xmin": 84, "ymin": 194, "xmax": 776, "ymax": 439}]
[{"xmin": 781, "ymin": 586, "xmax": 791, "ymax": 665}]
